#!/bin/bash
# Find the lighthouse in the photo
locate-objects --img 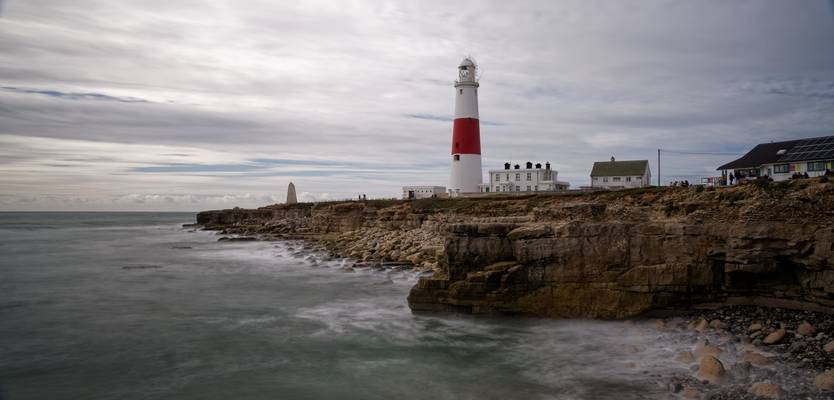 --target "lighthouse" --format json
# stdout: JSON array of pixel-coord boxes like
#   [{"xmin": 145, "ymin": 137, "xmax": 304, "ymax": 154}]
[{"xmin": 448, "ymin": 57, "xmax": 483, "ymax": 196}]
